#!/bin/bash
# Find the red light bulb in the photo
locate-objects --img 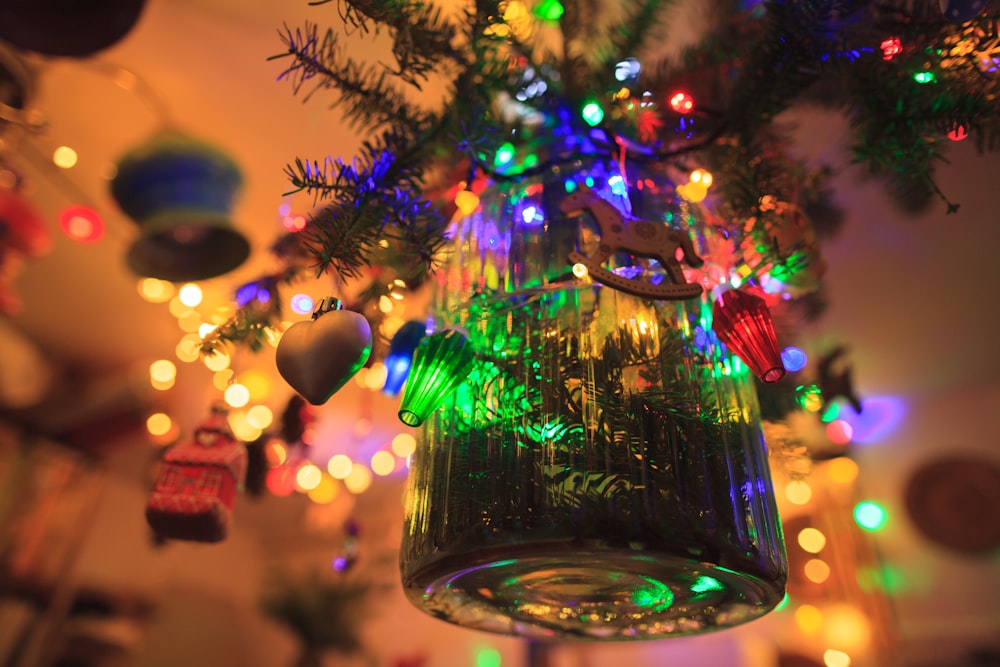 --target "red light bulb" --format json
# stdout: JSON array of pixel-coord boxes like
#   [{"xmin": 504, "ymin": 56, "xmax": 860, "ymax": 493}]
[
  {"xmin": 669, "ymin": 91, "xmax": 694, "ymax": 114},
  {"xmin": 948, "ymin": 124, "xmax": 968, "ymax": 141},
  {"xmin": 880, "ymin": 36, "xmax": 902, "ymax": 61}
]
